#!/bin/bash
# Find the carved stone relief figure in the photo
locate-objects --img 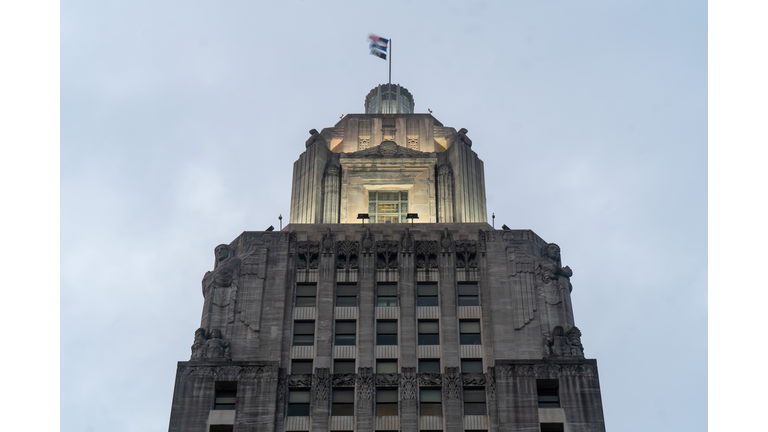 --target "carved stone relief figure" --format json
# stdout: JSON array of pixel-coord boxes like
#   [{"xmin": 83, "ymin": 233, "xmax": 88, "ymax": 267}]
[
  {"xmin": 376, "ymin": 373, "xmax": 400, "ymax": 386},
  {"xmin": 190, "ymin": 328, "xmax": 231, "ymax": 360},
  {"xmin": 201, "ymin": 244, "xmax": 242, "ymax": 336},
  {"xmin": 361, "ymin": 228, "xmax": 374, "ymax": 255},
  {"xmin": 419, "ymin": 373, "xmax": 442, "ymax": 387},
  {"xmin": 415, "ymin": 241, "xmax": 439, "ymax": 269},
  {"xmin": 376, "ymin": 241, "xmax": 399, "ymax": 269},
  {"xmin": 305, "ymin": 129, "xmax": 327, "ymax": 148},
  {"xmin": 546, "ymin": 325, "xmax": 586, "ymax": 358},
  {"xmin": 457, "ymin": 127, "xmax": 472, "ymax": 148},
  {"xmin": 566, "ymin": 326, "xmax": 585, "ymax": 357},
  {"xmin": 297, "ymin": 242, "xmax": 320, "ymax": 270},
  {"xmin": 550, "ymin": 326, "xmax": 569, "ymax": 357},
  {"xmin": 400, "ymin": 228, "xmax": 414, "ymax": 255},
  {"xmin": 455, "ymin": 240, "xmax": 478, "ymax": 269},
  {"xmin": 332, "ymin": 373, "xmax": 356, "ymax": 387},
  {"xmin": 440, "ymin": 228, "xmax": 453, "ymax": 253},
  {"xmin": 535, "ymin": 243, "xmax": 575, "ymax": 333},
  {"xmin": 337, "ymin": 240, "xmax": 359, "ymax": 270},
  {"xmin": 321, "ymin": 229, "xmax": 334, "ymax": 255}
]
